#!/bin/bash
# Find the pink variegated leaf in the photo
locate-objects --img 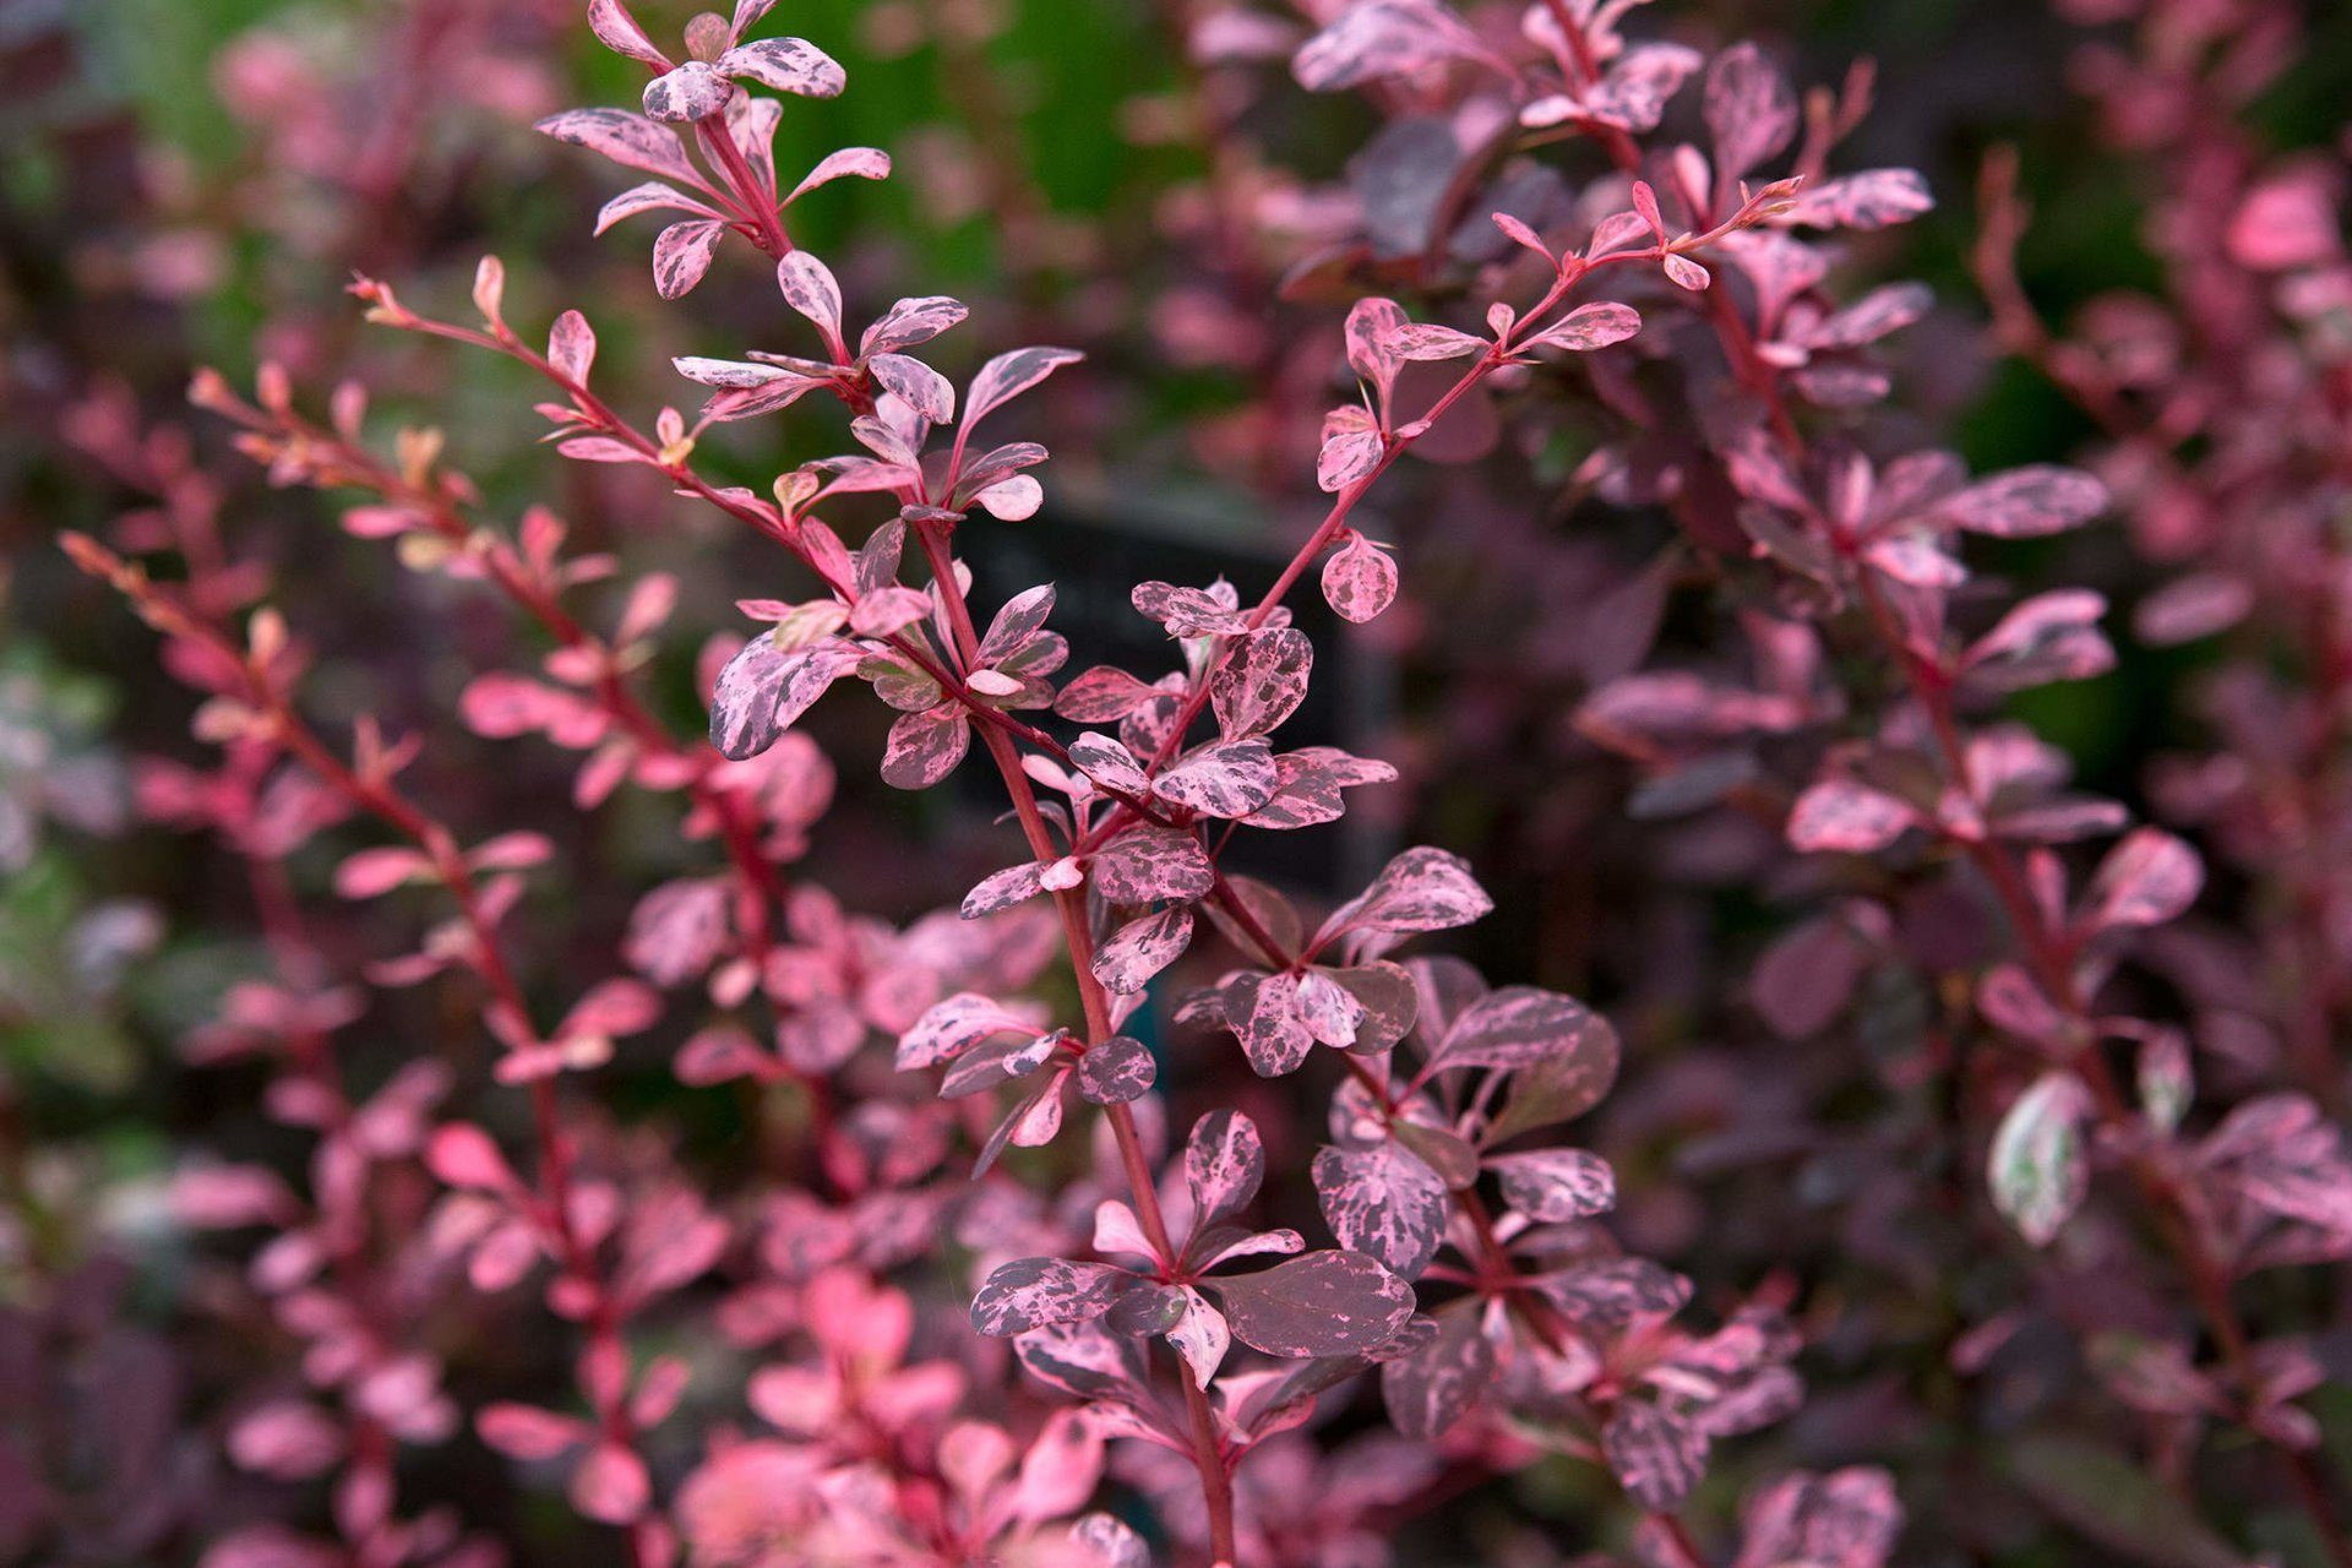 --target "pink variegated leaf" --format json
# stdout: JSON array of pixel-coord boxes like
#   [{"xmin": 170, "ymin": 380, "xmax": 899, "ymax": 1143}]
[
  {"xmin": 1804, "ymin": 282, "xmax": 1933, "ymax": 350},
  {"xmin": 1736, "ymin": 1469, "xmax": 1904, "ymax": 1567},
  {"xmin": 708, "ymin": 637, "xmax": 861, "ymax": 760},
  {"xmin": 1165, "ymin": 1287, "xmax": 1229, "ymax": 1389},
  {"xmin": 1091, "ymin": 907, "xmax": 1194, "ymax": 995},
  {"xmin": 1343, "ymin": 297, "xmax": 1408, "ymax": 404},
  {"xmin": 729, "ymin": 0, "xmax": 776, "ymax": 39},
  {"xmin": 1324, "ymin": 845, "xmax": 1493, "ymax": 941},
  {"xmin": 1077, "ymin": 1036, "xmax": 1158, "ymax": 1104},
  {"xmin": 1786, "ymin": 778, "xmax": 1915, "ymax": 853},
  {"xmin": 1317, "ymin": 425, "xmax": 1384, "ymax": 493},
  {"xmin": 971, "ymin": 1258, "xmax": 1128, "ymax": 1336},
  {"xmin": 594, "ymin": 181, "xmax": 723, "ymax": 235},
  {"xmin": 1384, "ymin": 322, "xmax": 1487, "ymax": 361},
  {"xmin": 1489, "ymin": 1148, "xmax": 1616, "ymax": 1222},
  {"xmin": 1703, "ymin": 43, "xmax": 1797, "ymax": 181},
  {"xmin": 1212, "ymin": 1250, "xmax": 1413, "ymax": 1357},
  {"xmin": 587, "ymin": 0, "xmax": 668, "ymax": 66},
  {"xmin": 938, "ymin": 1028, "xmax": 1061, "ymax": 1099},
  {"xmin": 1291, "ymin": 0, "xmax": 1492, "ymax": 92},
  {"xmin": 1312, "ymin": 1140, "xmax": 1447, "ymax": 1279},
  {"xmin": 1225, "ymin": 970, "xmax": 1314, "ymax": 1076},
  {"xmin": 978, "ymin": 584, "xmax": 1056, "ymax": 665},
  {"xmin": 1581, "ymin": 40, "xmax": 1705, "ymax": 132},
  {"xmin": 965, "ymin": 346, "xmax": 1085, "ymax": 429},
  {"xmin": 1210, "ymin": 628, "xmax": 1312, "ymax": 740},
  {"xmin": 642, "ymin": 62, "xmax": 734, "ymax": 124},
  {"xmin": 1155, "ymin": 737, "xmax": 1279, "ymax": 818},
  {"xmin": 880, "ymin": 703, "xmax": 971, "ymax": 789},
  {"xmin": 1963, "ymin": 590, "xmax": 2114, "ymax": 692},
  {"xmin": 1539, "ymin": 1258, "xmax": 1690, "ymax": 1327},
  {"xmin": 2081, "ymin": 828, "xmax": 2202, "ymax": 933},
  {"xmin": 1664, "ymin": 254, "xmax": 1713, "ymax": 291},
  {"xmin": 777, "ymin": 251, "xmax": 844, "ymax": 340},
  {"xmin": 1186, "ymin": 1109, "xmax": 1264, "ymax": 1225},
  {"xmin": 867, "ymin": 353, "xmax": 954, "ymax": 424},
  {"xmin": 1322, "ymin": 535, "xmax": 1399, "ymax": 622},
  {"xmin": 535, "ymin": 109, "xmax": 700, "ymax": 186},
  {"xmin": 1605, "ymin": 1401, "xmax": 1708, "ymax": 1510},
  {"xmin": 1777, "ymin": 168, "xmax": 1934, "ymax": 230},
  {"xmin": 1069, "ymin": 732, "xmax": 1148, "ymax": 797},
  {"xmin": 1294, "ymin": 967, "xmax": 1367, "ymax": 1049},
  {"xmin": 1989, "ymin": 1072, "xmax": 2089, "ymax": 1245},
  {"xmin": 960, "ymin": 861, "xmax": 1045, "ymax": 919},
  {"xmin": 1526, "ymin": 301, "xmax": 1642, "ymax": 353},
  {"xmin": 898, "ymin": 992, "xmax": 1038, "ymax": 1071},
  {"xmin": 861, "ymin": 295, "xmax": 968, "ymax": 357},
  {"xmin": 1431, "ymin": 985, "xmax": 1609, "ymax": 1071},
  {"xmin": 1937, "ymin": 466, "xmax": 2107, "ymax": 538},
  {"xmin": 533, "ymin": 307, "xmax": 593, "ymax": 394},
  {"xmin": 652, "ymin": 220, "xmax": 725, "ymax": 299},
  {"xmin": 1381, "ymin": 1302, "xmax": 1496, "ymax": 1438},
  {"xmin": 1090, "ymin": 826, "xmax": 1213, "ymax": 904},
  {"xmin": 786, "ymin": 146, "xmax": 891, "ymax": 205},
  {"xmin": 1055, "ymin": 666, "xmax": 1155, "ymax": 723},
  {"xmin": 1132, "ymin": 580, "xmax": 1250, "ymax": 638},
  {"xmin": 717, "ymin": 37, "xmax": 845, "ymax": 97},
  {"xmin": 974, "ymin": 475, "xmax": 1043, "ymax": 521}
]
